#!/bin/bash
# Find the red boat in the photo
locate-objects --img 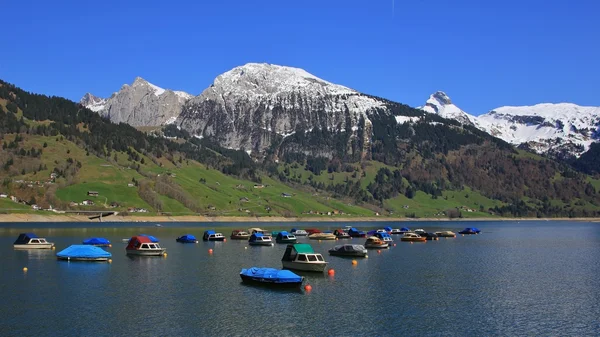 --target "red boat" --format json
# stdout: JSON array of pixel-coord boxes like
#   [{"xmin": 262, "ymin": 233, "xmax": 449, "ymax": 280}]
[{"xmin": 305, "ymin": 228, "xmax": 322, "ymax": 235}]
